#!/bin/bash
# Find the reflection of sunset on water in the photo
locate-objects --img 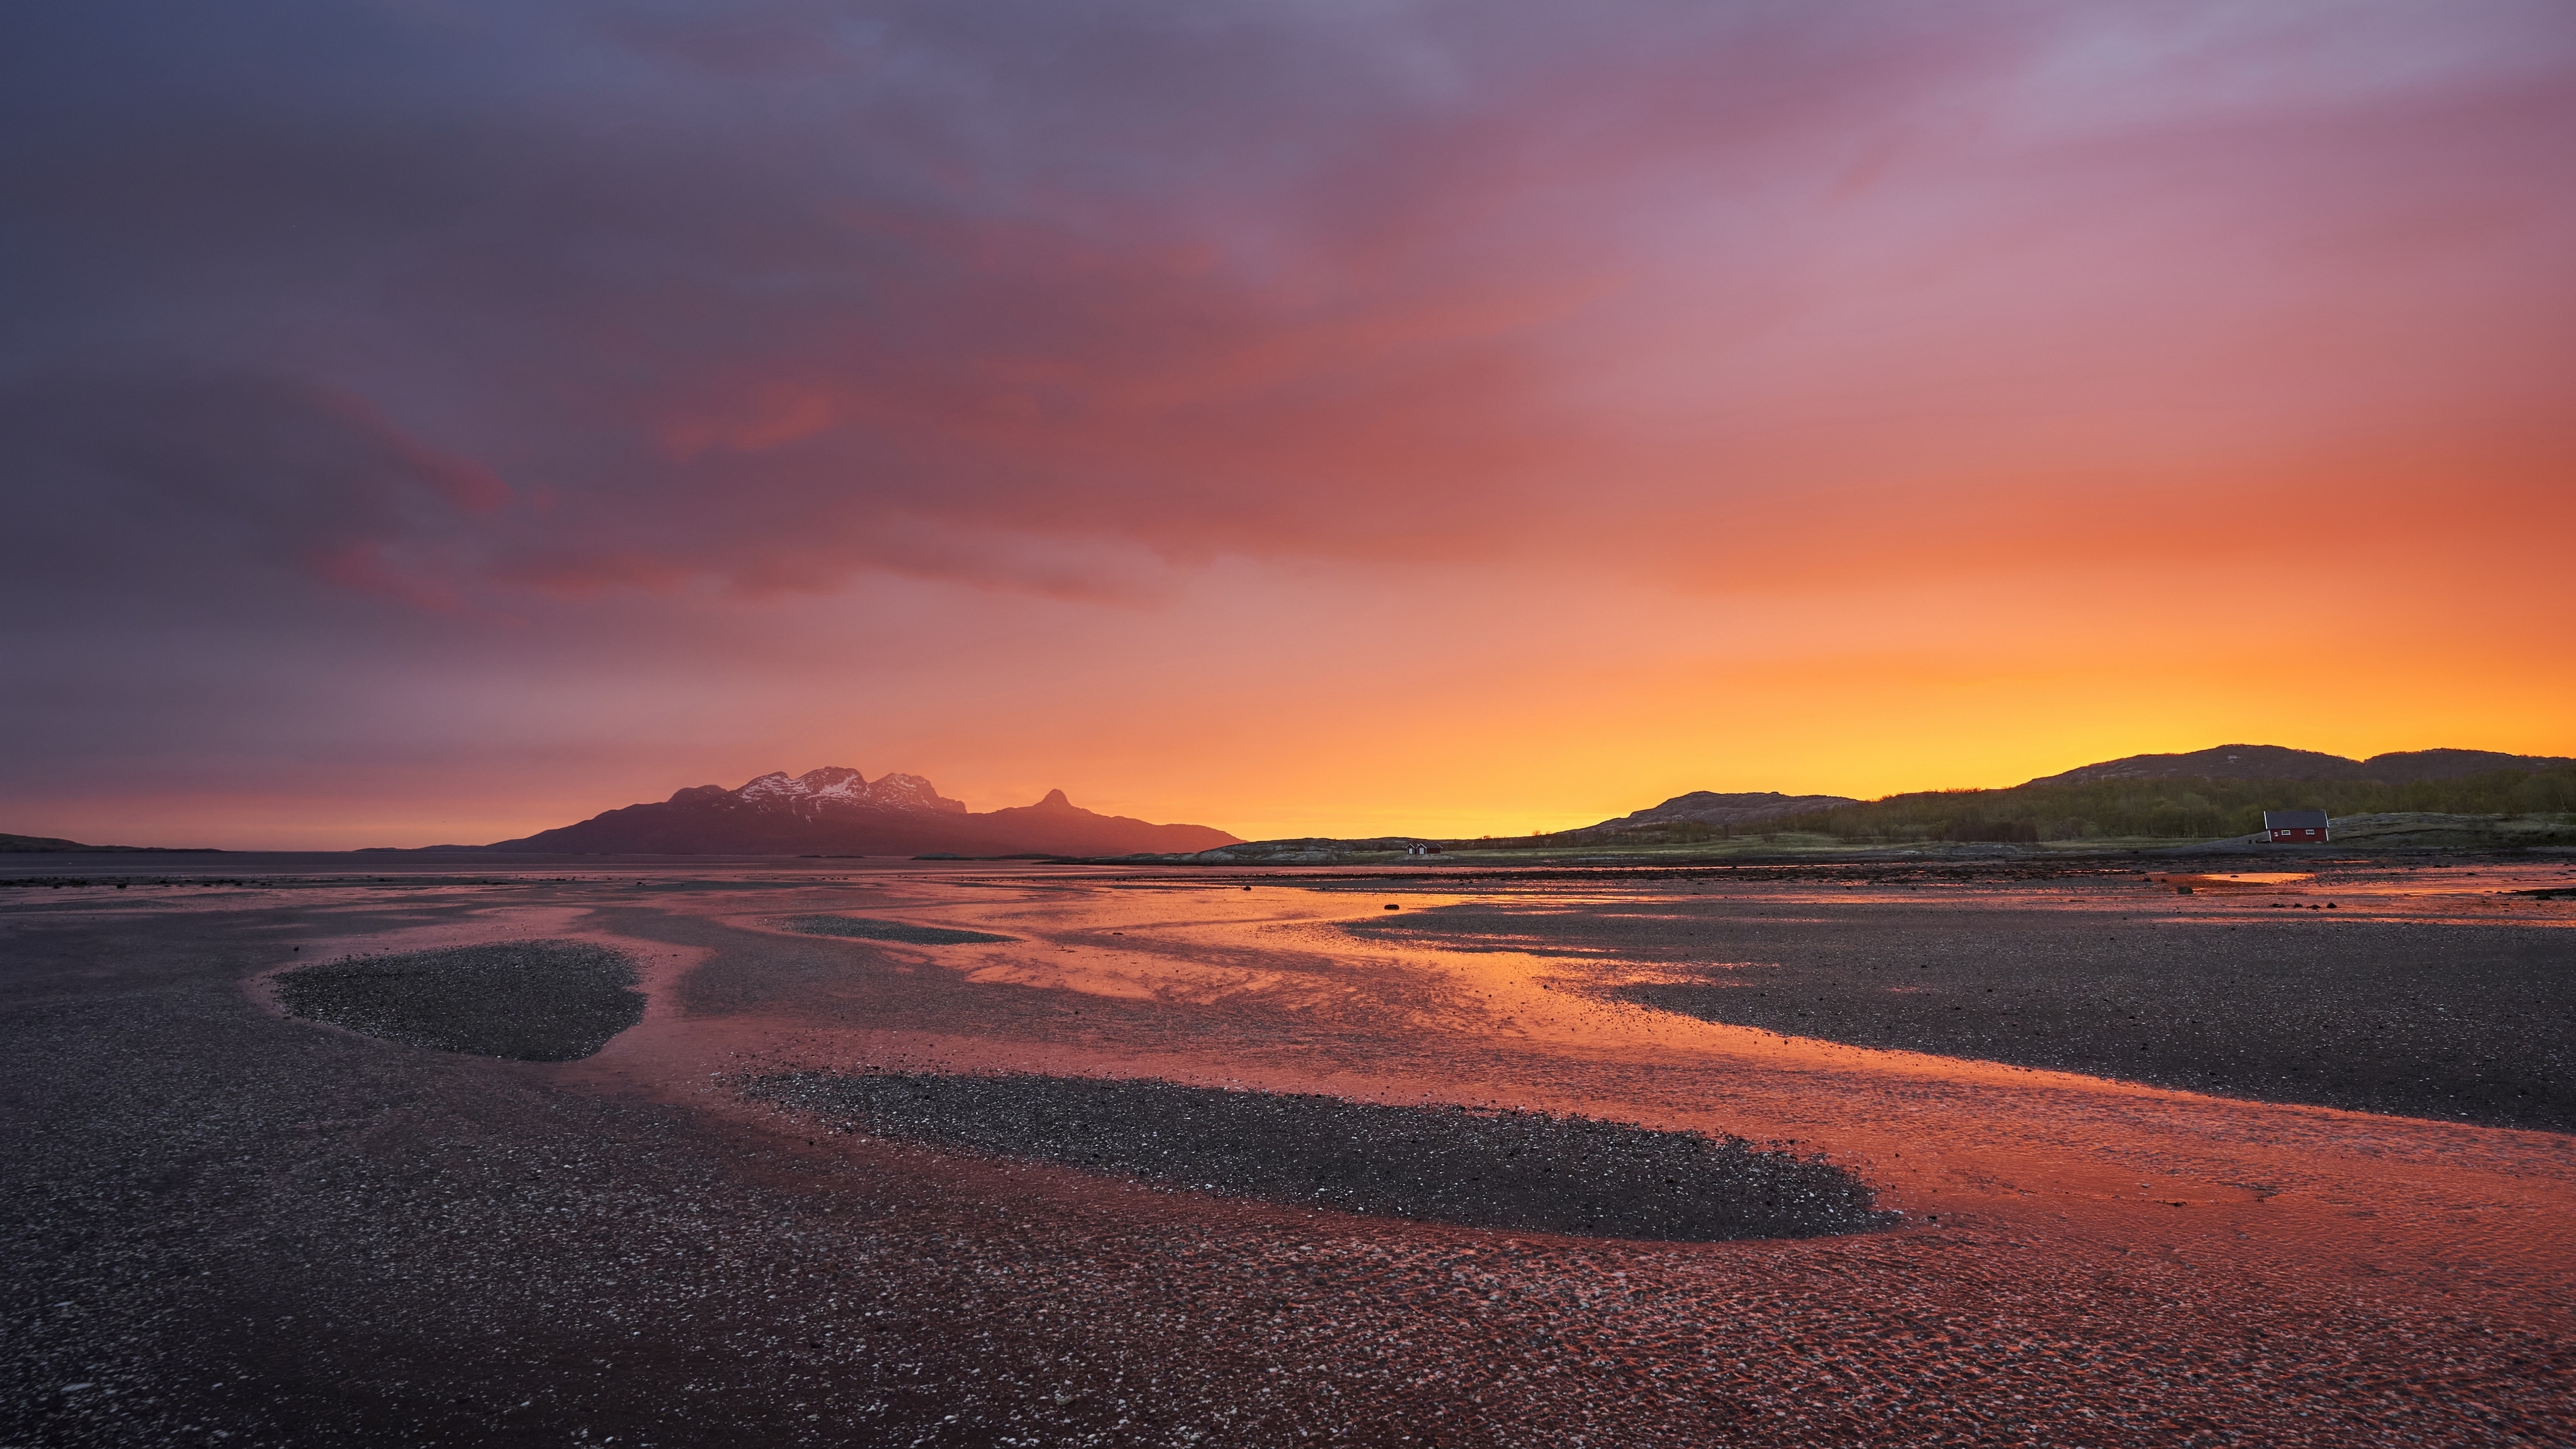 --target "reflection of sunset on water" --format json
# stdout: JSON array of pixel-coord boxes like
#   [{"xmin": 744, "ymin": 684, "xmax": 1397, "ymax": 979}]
[
  {"xmin": 12, "ymin": 854, "xmax": 2572, "ymax": 1442},
  {"xmin": 493, "ymin": 860, "xmax": 2576, "ymax": 1439}
]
